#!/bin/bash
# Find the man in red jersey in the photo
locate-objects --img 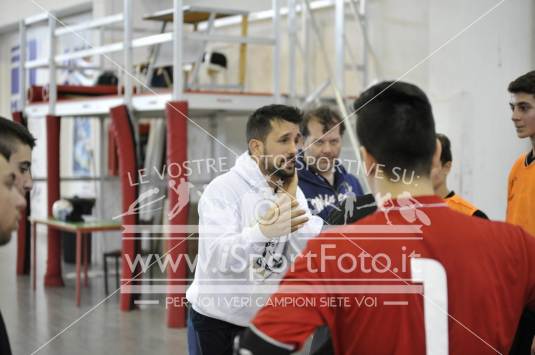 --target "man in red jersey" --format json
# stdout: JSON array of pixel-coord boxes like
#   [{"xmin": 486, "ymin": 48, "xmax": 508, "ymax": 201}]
[{"xmin": 234, "ymin": 81, "xmax": 535, "ymax": 355}]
